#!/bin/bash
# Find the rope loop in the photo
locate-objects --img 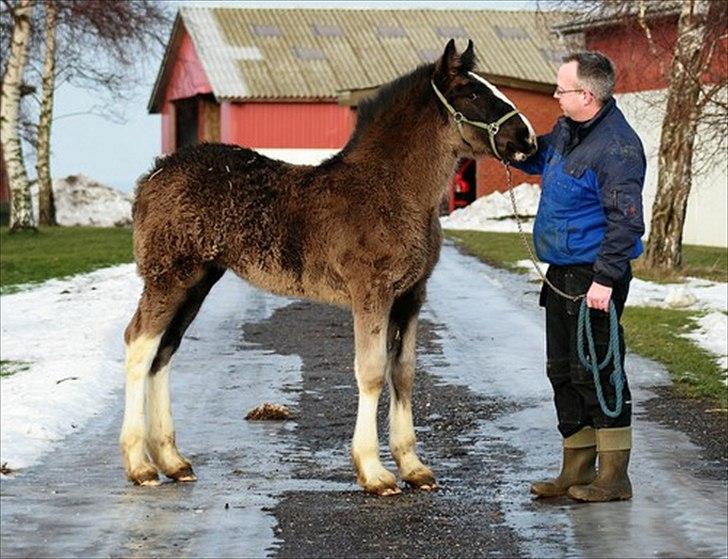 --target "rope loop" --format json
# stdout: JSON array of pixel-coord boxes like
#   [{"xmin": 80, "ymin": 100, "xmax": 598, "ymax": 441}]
[{"xmin": 576, "ymin": 299, "xmax": 625, "ymax": 418}]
